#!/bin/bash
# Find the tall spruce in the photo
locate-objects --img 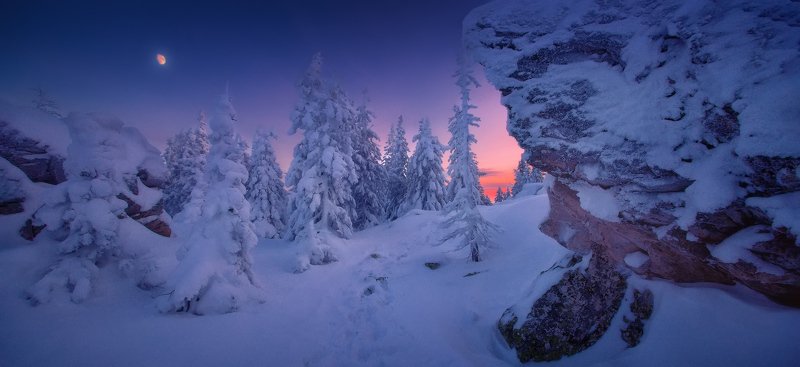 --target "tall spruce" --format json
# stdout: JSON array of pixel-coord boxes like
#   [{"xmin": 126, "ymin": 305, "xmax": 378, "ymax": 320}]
[
  {"xmin": 383, "ymin": 116, "xmax": 409, "ymax": 219},
  {"xmin": 159, "ymin": 89, "xmax": 260, "ymax": 315},
  {"xmin": 246, "ymin": 131, "xmax": 287, "ymax": 239},
  {"xmin": 163, "ymin": 111, "xmax": 209, "ymax": 216},
  {"xmin": 512, "ymin": 156, "xmax": 545, "ymax": 197},
  {"xmin": 494, "ymin": 187, "xmax": 505, "ymax": 203},
  {"xmin": 442, "ymin": 55, "xmax": 492, "ymax": 262},
  {"xmin": 285, "ymin": 53, "xmax": 358, "ymax": 271},
  {"xmin": 399, "ymin": 118, "xmax": 447, "ymax": 214},
  {"xmin": 351, "ymin": 102, "xmax": 387, "ymax": 230}
]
